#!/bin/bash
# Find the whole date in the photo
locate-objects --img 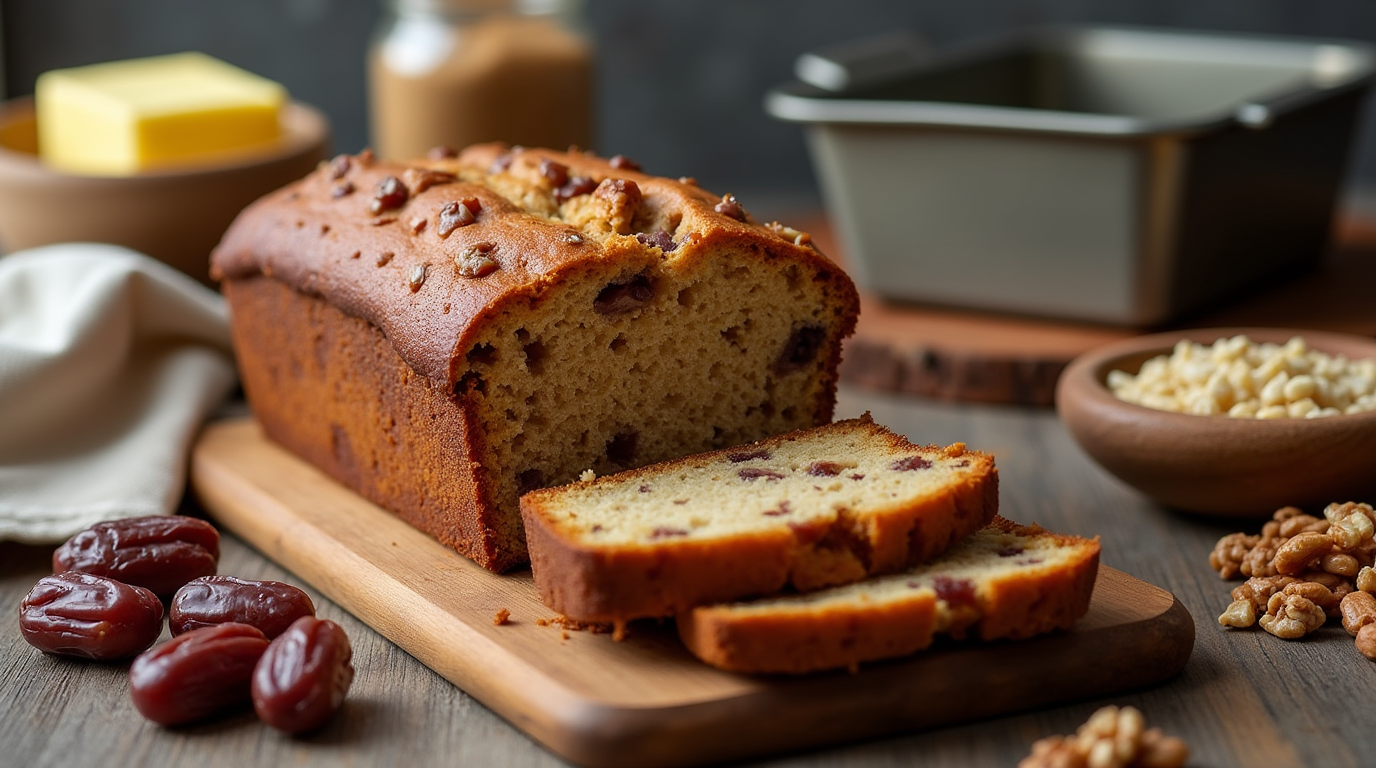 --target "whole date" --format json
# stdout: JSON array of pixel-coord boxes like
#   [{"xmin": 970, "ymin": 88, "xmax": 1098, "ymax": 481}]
[
  {"xmin": 170, "ymin": 575, "xmax": 315, "ymax": 639},
  {"xmin": 252, "ymin": 617, "xmax": 354, "ymax": 733},
  {"xmin": 54, "ymin": 515, "xmax": 219, "ymax": 598},
  {"xmin": 129, "ymin": 623, "xmax": 269, "ymax": 727},
  {"xmin": 20, "ymin": 572, "xmax": 164, "ymax": 660}
]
